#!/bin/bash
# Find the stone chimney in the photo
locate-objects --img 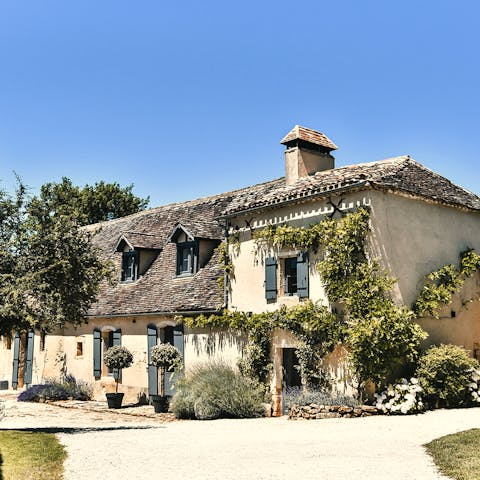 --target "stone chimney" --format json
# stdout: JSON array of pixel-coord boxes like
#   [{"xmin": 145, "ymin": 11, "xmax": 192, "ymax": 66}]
[{"xmin": 280, "ymin": 125, "xmax": 338, "ymax": 185}]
